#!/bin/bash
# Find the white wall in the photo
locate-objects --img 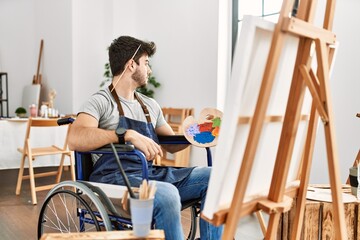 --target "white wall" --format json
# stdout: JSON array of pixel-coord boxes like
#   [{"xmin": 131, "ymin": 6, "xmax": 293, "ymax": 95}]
[
  {"xmin": 0, "ymin": 0, "xmax": 72, "ymax": 115},
  {"xmin": 309, "ymin": 0, "xmax": 360, "ymax": 184},
  {"xmin": 72, "ymin": 0, "xmax": 113, "ymax": 112}
]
